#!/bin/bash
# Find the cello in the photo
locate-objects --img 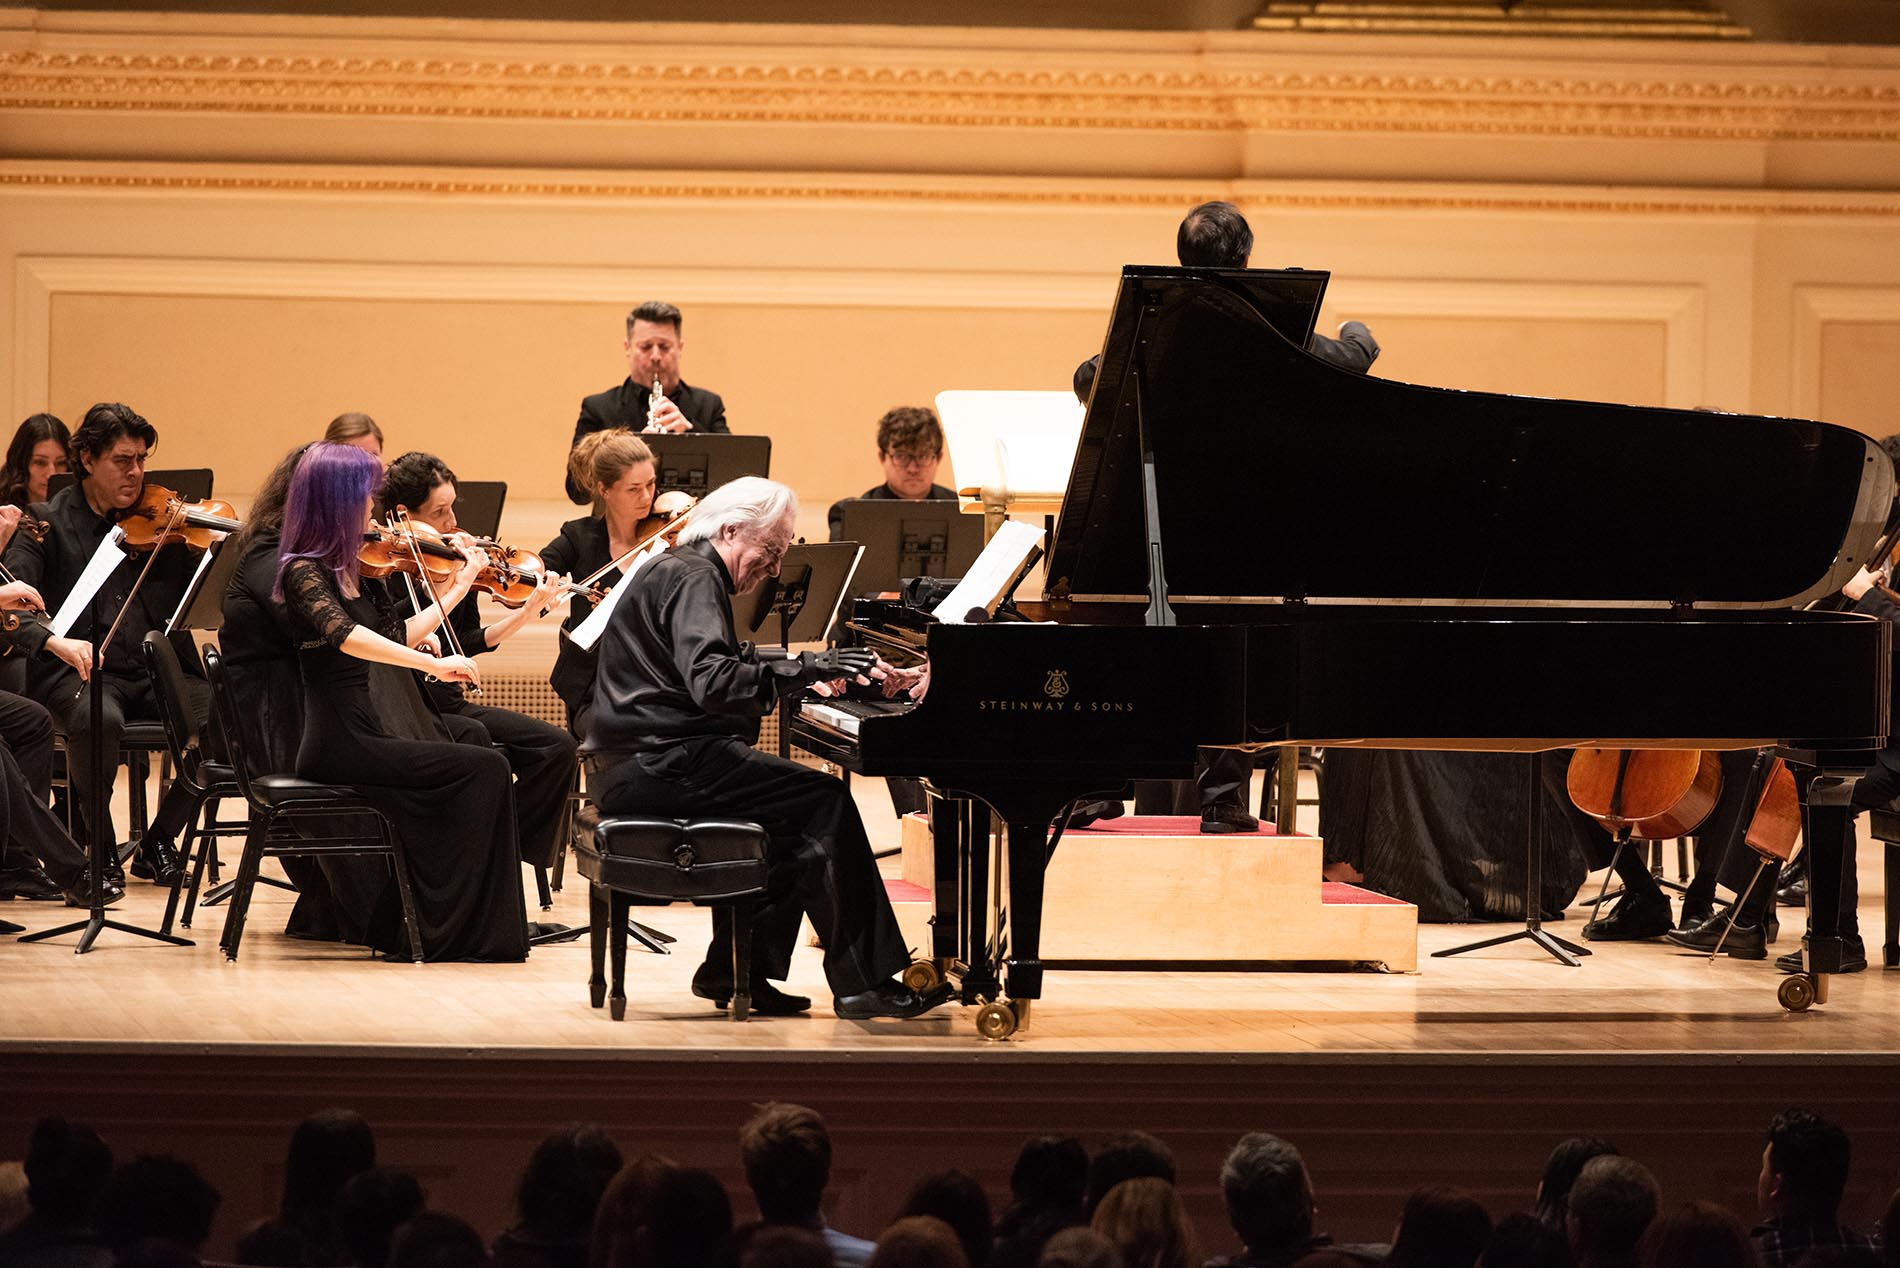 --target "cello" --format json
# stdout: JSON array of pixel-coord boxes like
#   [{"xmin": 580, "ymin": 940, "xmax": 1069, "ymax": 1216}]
[{"xmin": 1567, "ymin": 747, "xmax": 1724, "ymax": 920}]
